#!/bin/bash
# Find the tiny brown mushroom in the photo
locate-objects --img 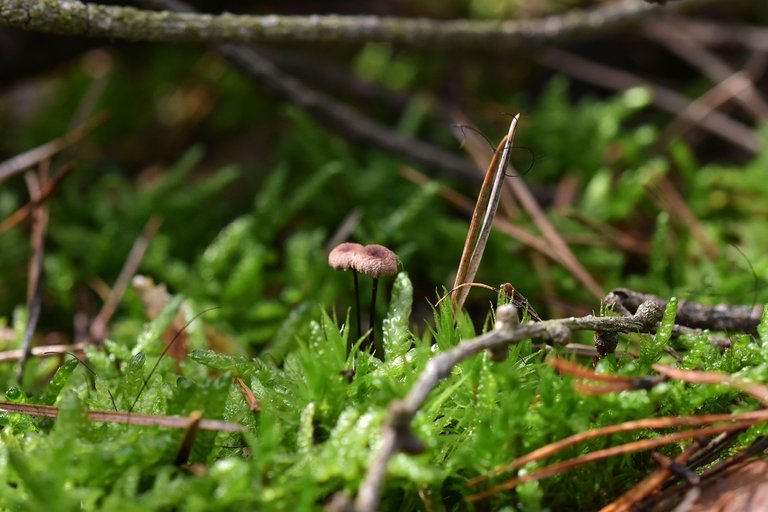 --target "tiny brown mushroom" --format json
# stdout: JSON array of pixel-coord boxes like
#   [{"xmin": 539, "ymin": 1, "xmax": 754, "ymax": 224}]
[
  {"xmin": 328, "ymin": 242, "xmax": 364, "ymax": 271},
  {"xmin": 328, "ymin": 242, "xmax": 365, "ymax": 346},
  {"xmin": 351, "ymin": 245, "xmax": 399, "ymax": 279},
  {"xmin": 351, "ymin": 244, "xmax": 399, "ymax": 360}
]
